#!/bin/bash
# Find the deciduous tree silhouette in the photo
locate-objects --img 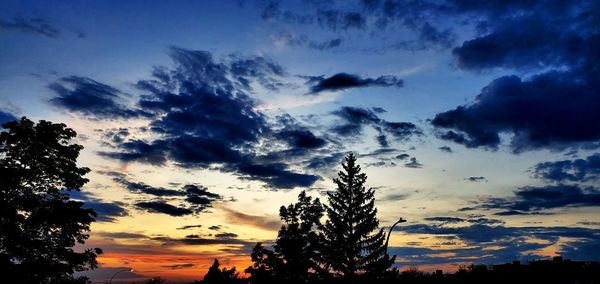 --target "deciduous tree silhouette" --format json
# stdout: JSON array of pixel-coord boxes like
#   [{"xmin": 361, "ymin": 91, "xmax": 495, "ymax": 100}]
[
  {"xmin": 0, "ymin": 118, "xmax": 101, "ymax": 284},
  {"xmin": 321, "ymin": 153, "xmax": 393, "ymax": 279},
  {"xmin": 201, "ymin": 259, "xmax": 242, "ymax": 284},
  {"xmin": 275, "ymin": 191, "xmax": 325, "ymax": 282},
  {"xmin": 245, "ymin": 243, "xmax": 284, "ymax": 283},
  {"xmin": 246, "ymin": 191, "xmax": 324, "ymax": 283}
]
